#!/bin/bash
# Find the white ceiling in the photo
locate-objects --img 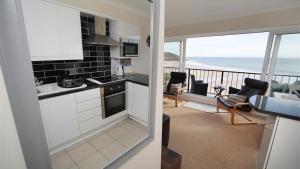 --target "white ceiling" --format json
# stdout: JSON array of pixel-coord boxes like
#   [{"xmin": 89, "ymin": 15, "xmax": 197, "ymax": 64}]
[
  {"xmin": 98, "ymin": 0, "xmax": 300, "ymax": 28},
  {"xmin": 165, "ymin": 0, "xmax": 300, "ymax": 28},
  {"xmin": 99, "ymin": 0, "xmax": 151, "ymax": 17}
]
